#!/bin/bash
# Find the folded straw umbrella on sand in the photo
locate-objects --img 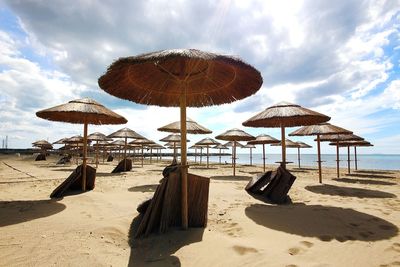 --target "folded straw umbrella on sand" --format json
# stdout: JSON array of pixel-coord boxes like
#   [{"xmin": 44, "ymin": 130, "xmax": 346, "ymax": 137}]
[
  {"xmin": 243, "ymin": 102, "xmax": 330, "ymax": 170},
  {"xmin": 329, "ymin": 140, "xmax": 373, "ymax": 173},
  {"xmin": 214, "ymin": 144, "xmax": 229, "ymax": 164},
  {"xmin": 108, "ymin": 127, "xmax": 145, "ymax": 171},
  {"xmin": 294, "ymin": 141, "xmax": 312, "ymax": 169},
  {"xmin": 289, "ymin": 122, "xmax": 352, "ymax": 183},
  {"xmin": 247, "ymin": 134, "xmax": 280, "ymax": 172},
  {"xmin": 99, "ymin": 48, "xmax": 262, "ymax": 229},
  {"xmin": 36, "ymin": 98, "xmax": 127, "ymax": 191},
  {"xmin": 317, "ymin": 134, "xmax": 364, "ymax": 177},
  {"xmin": 244, "ymin": 143, "xmax": 256, "ymax": 165},
  {"xmin": 216, "ymin": 128, "xmax": 255, "ymax": 176},
  {"xmin": 195, "ymin": 138, "xmax": 220, "ymax": 168}
]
